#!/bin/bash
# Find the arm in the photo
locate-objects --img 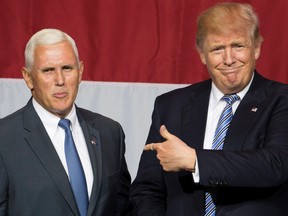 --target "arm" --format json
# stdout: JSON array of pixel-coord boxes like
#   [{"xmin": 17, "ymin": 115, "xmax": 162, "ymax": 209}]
[
  {"xmin": 197, "ymin": 85, "xmax": 288, "ymax": 188},
  {"xmin": 0, "ymin": 155, "xmax": 8, "ymax": 215},
  {"xmin": 115, "ymin": 124, "xmax": 132, "ymax": 216},
  {"xmin": 130, "ymin": 101, "xmax": 167, "ymax": 216},
  {"xmin": 130, "ymin": 152, "xmax": 167, "ymax": 216},
  {"xmin": 144, "ymin": 85, "xmax": 288, "ymax": 188}
]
